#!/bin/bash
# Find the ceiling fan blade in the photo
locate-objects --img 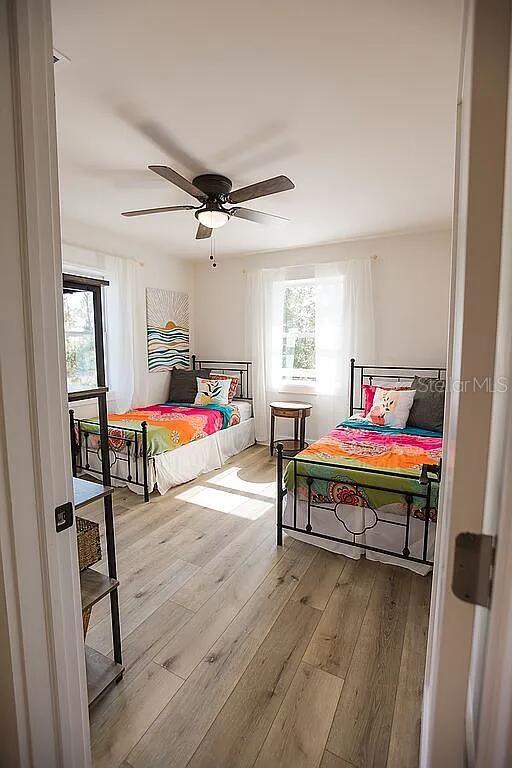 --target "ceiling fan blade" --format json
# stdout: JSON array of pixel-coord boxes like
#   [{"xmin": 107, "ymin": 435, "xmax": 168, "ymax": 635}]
[
  {"xmin": 148, "ymin": 165, "xmax": 206, "ymax": 199},
  {"xmin": 196, "ymin": 223, "xmax": 213, "ymax": 239},
  {"xmin": 230, "ymin": 207, "xmax": 290, "ymax": 225},
  {"xmin": 229, "ymin": 175, "xmax": 294, "ymax": 204},
  {"xmin": 121, "ymin": 205, "xmax": 197, "ymax": 217}
]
